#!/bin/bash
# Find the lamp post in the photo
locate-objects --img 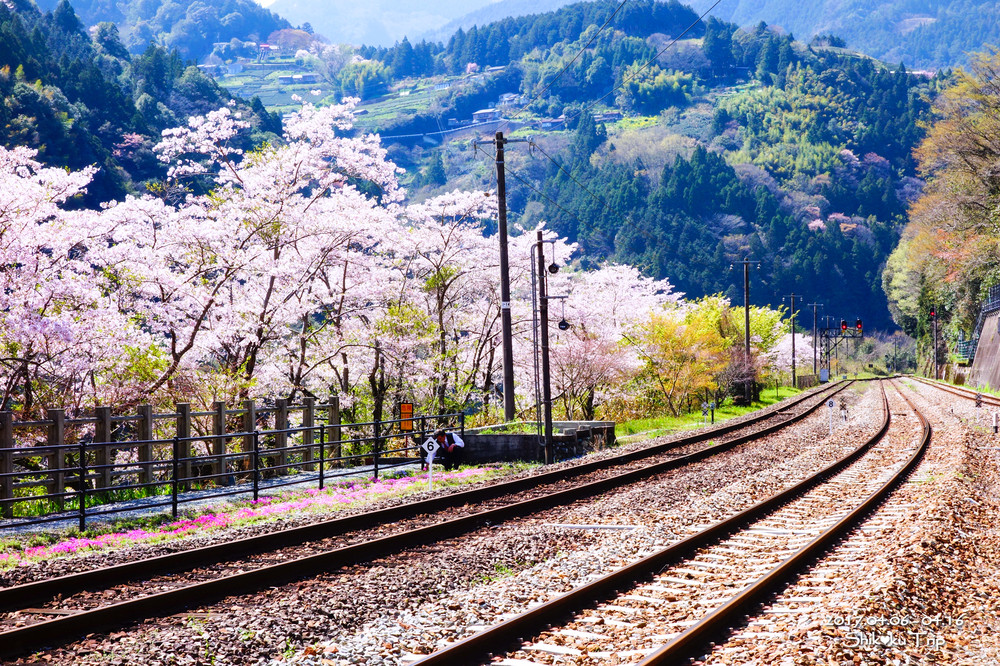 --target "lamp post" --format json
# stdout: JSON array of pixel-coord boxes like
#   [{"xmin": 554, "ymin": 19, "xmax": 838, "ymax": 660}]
[{"xmin": 530, "ymin": 230, "xmax": 566, "ymax": 464}]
